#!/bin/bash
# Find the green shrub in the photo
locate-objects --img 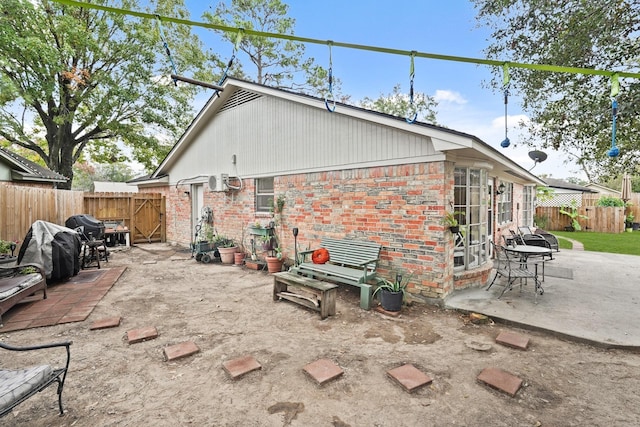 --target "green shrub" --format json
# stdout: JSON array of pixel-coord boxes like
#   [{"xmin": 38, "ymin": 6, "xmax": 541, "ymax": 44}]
[{"xmin": 596, "ymin": 196, "xmax": 625, "ymax": 207}]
